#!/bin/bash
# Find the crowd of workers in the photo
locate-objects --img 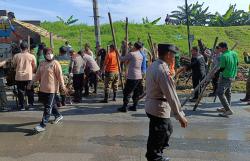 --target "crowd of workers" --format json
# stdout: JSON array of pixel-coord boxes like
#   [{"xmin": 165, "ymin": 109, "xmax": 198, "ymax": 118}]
[{"xmin": 0, "ymin": 38, "xmax": 249, "ymax": 161}]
